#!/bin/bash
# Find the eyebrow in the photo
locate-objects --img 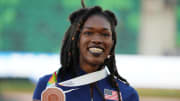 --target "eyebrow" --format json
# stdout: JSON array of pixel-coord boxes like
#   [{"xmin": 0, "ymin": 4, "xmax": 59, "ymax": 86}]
[{"xmin": 83, "ymin": 26, "xmax": 110, "ymax": 31}]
